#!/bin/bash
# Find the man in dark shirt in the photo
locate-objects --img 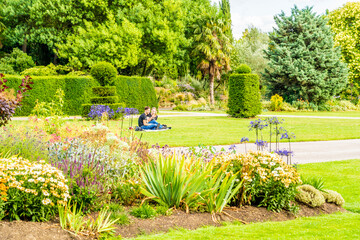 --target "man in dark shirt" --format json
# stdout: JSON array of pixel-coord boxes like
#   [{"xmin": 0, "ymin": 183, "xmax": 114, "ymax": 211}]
[{"xmin": 138, "ymin": 106, "xmax": 159, "ymax": 130}]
